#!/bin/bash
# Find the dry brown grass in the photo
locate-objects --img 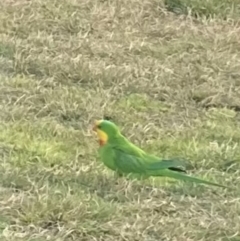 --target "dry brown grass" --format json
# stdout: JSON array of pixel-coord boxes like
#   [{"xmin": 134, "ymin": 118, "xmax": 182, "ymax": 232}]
[{"xmin": 0, "ymin": 0, "xmax": 240, "ymax": 240}]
